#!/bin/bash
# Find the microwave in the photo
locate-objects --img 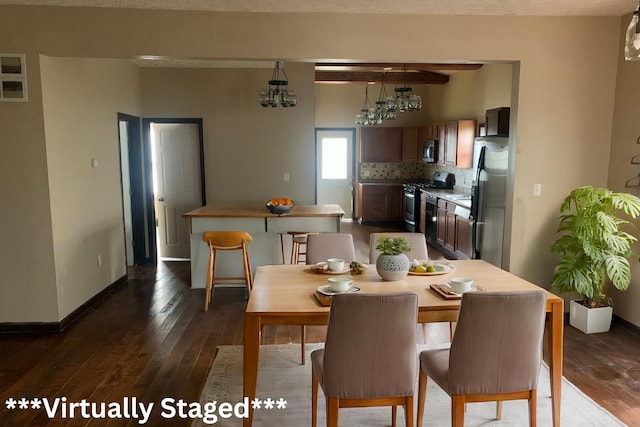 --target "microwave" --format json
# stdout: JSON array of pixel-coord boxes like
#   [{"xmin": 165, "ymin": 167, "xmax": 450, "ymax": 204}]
[{"xmin": 423, "ymin": 139, "xmax": 438, "ymax": 163}]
